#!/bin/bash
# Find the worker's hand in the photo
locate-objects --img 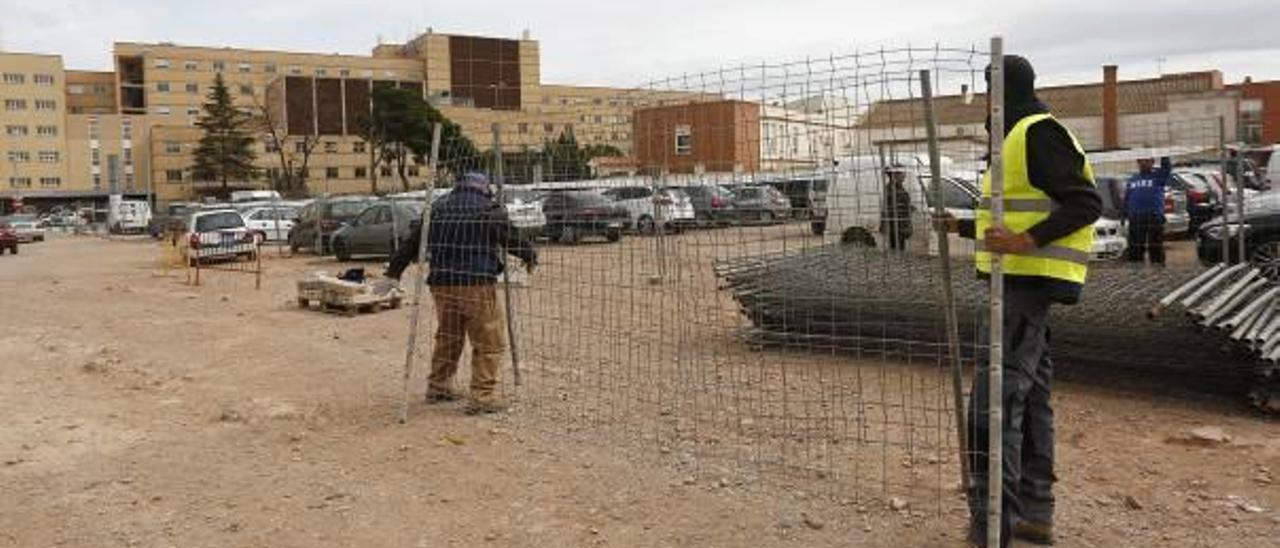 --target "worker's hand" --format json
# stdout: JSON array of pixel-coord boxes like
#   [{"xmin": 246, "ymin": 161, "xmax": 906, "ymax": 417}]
[
  {"xmin": 931, "ymin": 212, "xmax": 959, "ymax": 233},
  {"xmin": 982, "ymin": 225, "xmax": 1037, "ymax": 254},
  {"xmin": 524, "ymin": 259, "xmax": 537, "ymax": 275}
]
